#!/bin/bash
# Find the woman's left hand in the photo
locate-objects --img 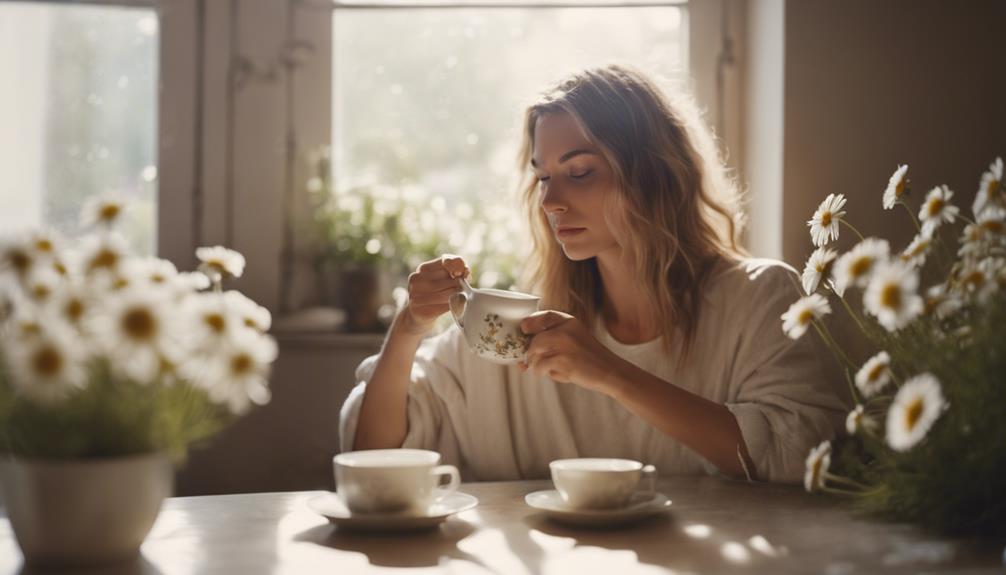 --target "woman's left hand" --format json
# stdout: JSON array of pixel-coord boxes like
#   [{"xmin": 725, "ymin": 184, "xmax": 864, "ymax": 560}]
[{"xmin": 518, "ymin": 310, "xmax": 626, "ymax": 396}]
